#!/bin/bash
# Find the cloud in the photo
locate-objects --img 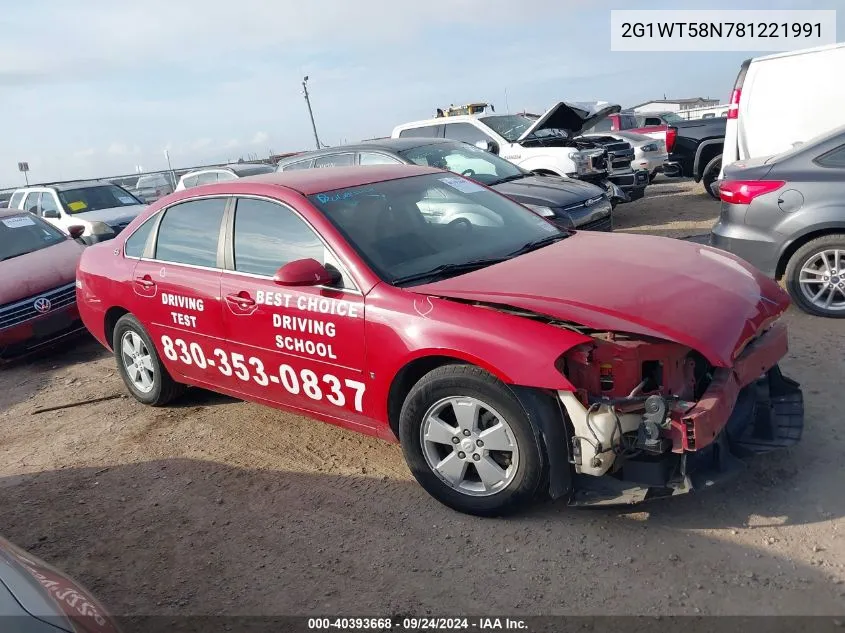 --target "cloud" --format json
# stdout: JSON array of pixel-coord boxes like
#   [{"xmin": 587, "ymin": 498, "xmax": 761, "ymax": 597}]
[{"xmin": 251, "ymin": 132, "xmax": 269, "ymax": 145}]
